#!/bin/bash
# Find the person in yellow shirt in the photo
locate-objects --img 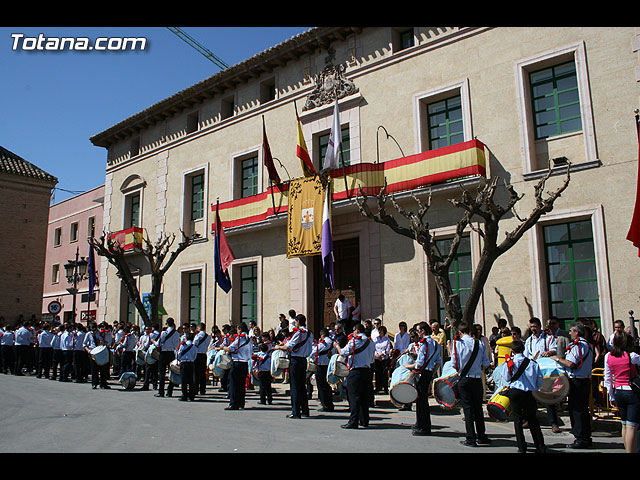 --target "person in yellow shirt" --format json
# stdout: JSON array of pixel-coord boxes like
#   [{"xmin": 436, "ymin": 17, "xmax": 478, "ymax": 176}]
[{"xmin": 430, "ymin": 320, "xmax": 447, "ymax": 378}]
